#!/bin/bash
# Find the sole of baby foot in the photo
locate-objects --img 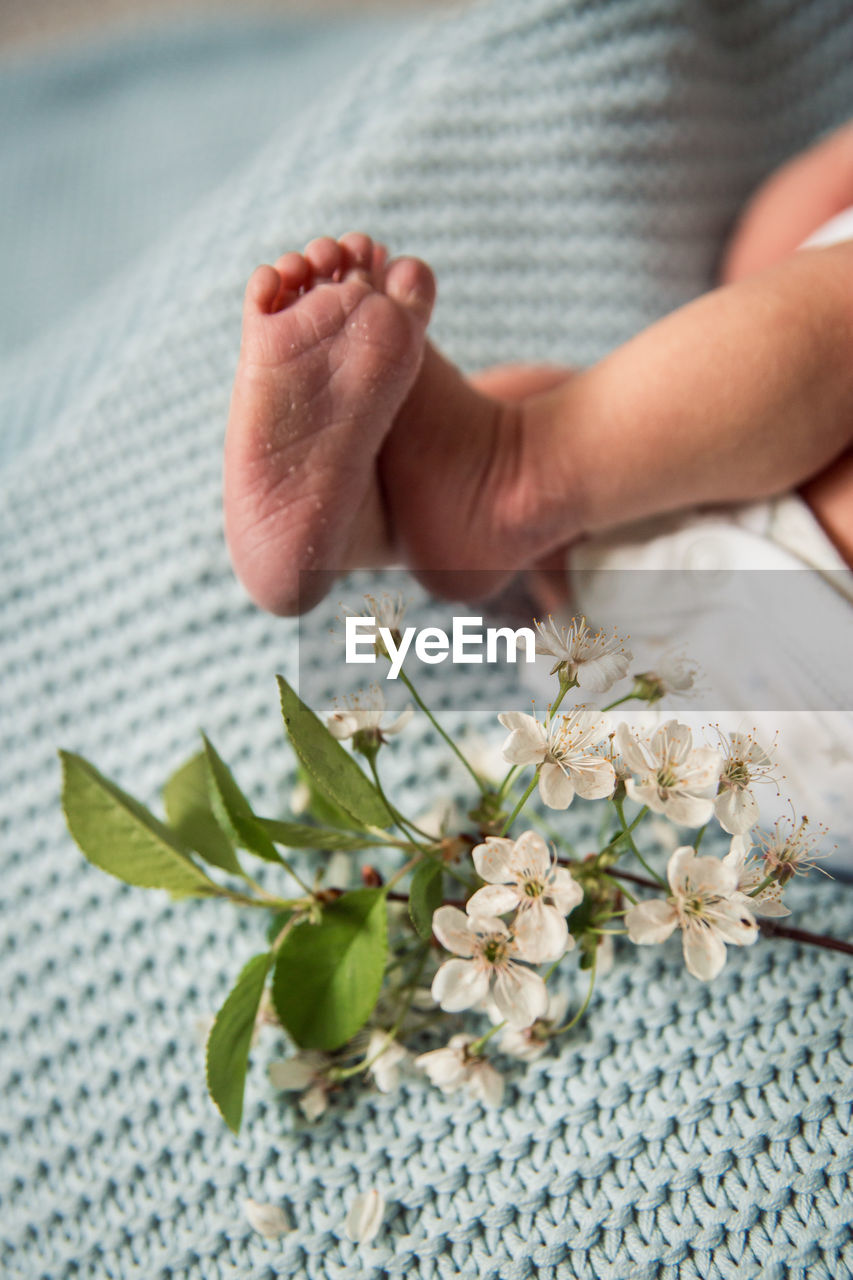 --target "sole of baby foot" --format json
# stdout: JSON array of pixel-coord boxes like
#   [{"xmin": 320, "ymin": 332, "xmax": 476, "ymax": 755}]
[{"xmin": 224, "ymin": 232, "xmax": 435, "ymax": 614}]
